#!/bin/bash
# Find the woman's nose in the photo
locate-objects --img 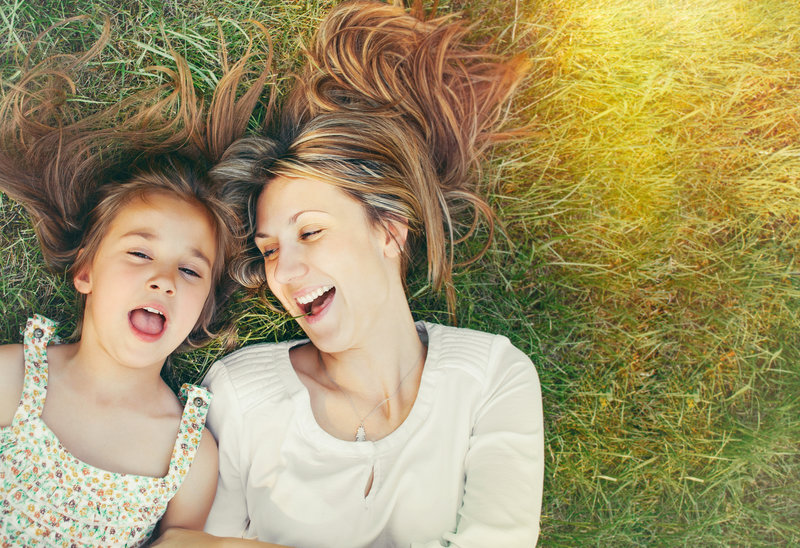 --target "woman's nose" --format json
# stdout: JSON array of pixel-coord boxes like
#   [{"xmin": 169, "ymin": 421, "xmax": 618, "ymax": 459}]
[{"xmin": 272, "ymin": 245, "xmax": 308, "ymax": 284}]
